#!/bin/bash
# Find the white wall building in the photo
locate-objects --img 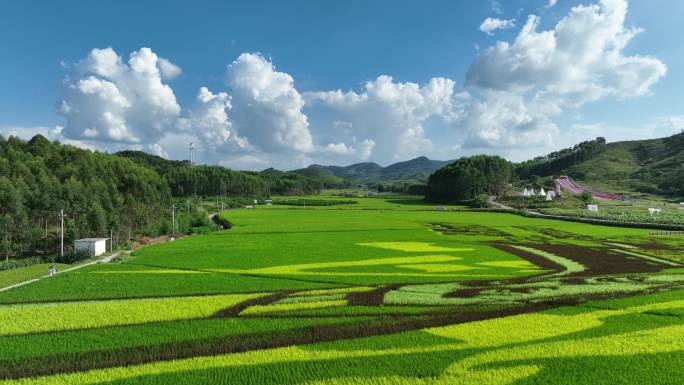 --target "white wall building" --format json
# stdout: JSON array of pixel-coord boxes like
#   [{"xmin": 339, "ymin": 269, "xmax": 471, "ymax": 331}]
[{"xmin": 74, "ymin": 238, "xmax": 109, "ymax": 257}]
